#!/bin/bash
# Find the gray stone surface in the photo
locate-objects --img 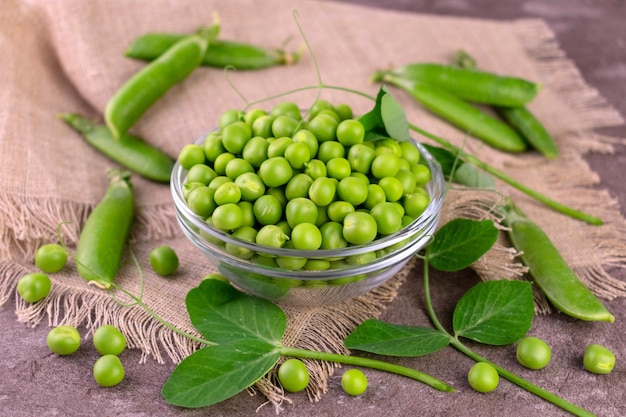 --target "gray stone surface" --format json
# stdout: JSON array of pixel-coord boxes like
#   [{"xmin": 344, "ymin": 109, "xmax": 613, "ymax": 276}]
[{"xmin": 1, "ymin": 1, "xmax": 625, "ymax": 416}]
